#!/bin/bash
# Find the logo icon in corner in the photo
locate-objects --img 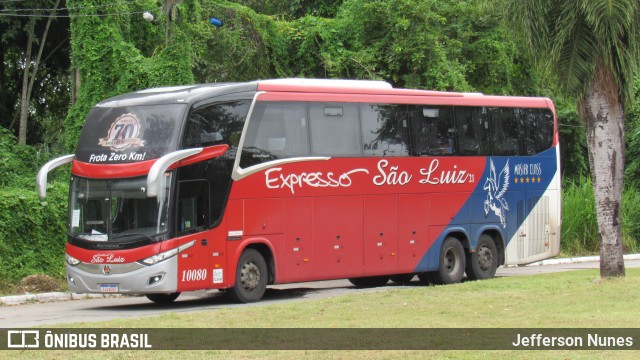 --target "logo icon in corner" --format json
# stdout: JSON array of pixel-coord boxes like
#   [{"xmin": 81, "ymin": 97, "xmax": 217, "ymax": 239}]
[
  {"xmin": 483, "ymin": 159, "xmax": 510, "ymax": 228},
  {"xmin": 98, "ymin": 113, "xmax": 144, "ymax": 152},
  {"xmin": 102, "ymin": 265, "xmax": 112, "ymax": 275}
]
